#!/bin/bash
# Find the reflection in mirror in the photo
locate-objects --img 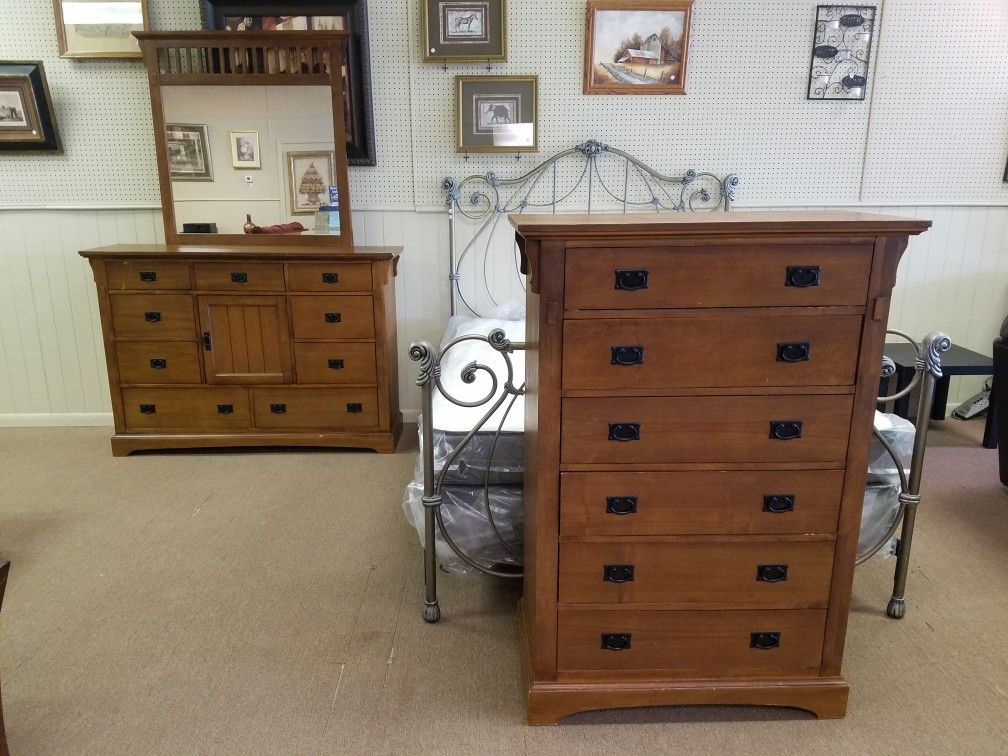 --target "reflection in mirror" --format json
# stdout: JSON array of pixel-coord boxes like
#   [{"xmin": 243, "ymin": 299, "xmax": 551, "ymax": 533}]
[{"xmin": 55, "ymin": 0, "xmax": 148, "ymax": 57}]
